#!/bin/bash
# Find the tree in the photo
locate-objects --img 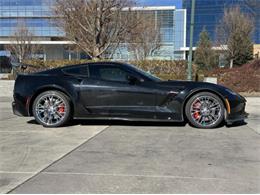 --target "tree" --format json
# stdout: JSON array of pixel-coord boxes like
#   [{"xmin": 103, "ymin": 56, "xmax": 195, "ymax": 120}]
[
  {"xmin": 127, "ymin": 13, "xmax": 161, "ymax": 60},
  {"xmin": 5, "ymin": 22, "xmax": 42, "ymax": 62},
  {"xmin": 216, "ymin": 6, "xmax": 254, "ymax": 68},
  {"xmin": 53, "ymin": 0, "xmax": 137, "ymax": 60},
  {"xmin": 194, "ymin": 28, "xmax": 216, "ymax": 71}
]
